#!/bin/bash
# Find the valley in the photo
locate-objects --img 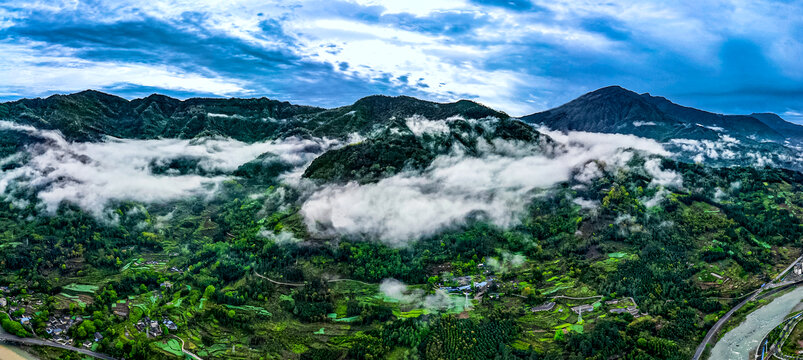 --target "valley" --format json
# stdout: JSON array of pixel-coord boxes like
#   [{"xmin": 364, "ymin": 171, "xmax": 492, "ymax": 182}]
[{"xmin": 1, "ymin": 89, "xmax": 803, "ymax": 359}]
